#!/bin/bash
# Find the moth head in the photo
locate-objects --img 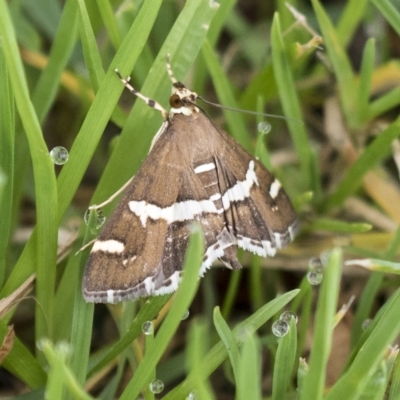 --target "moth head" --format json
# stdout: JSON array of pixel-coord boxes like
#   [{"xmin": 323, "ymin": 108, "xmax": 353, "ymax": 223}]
[{"xmin": 169, "ymin": 82, "xmax": 199, "ymax": 116}]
